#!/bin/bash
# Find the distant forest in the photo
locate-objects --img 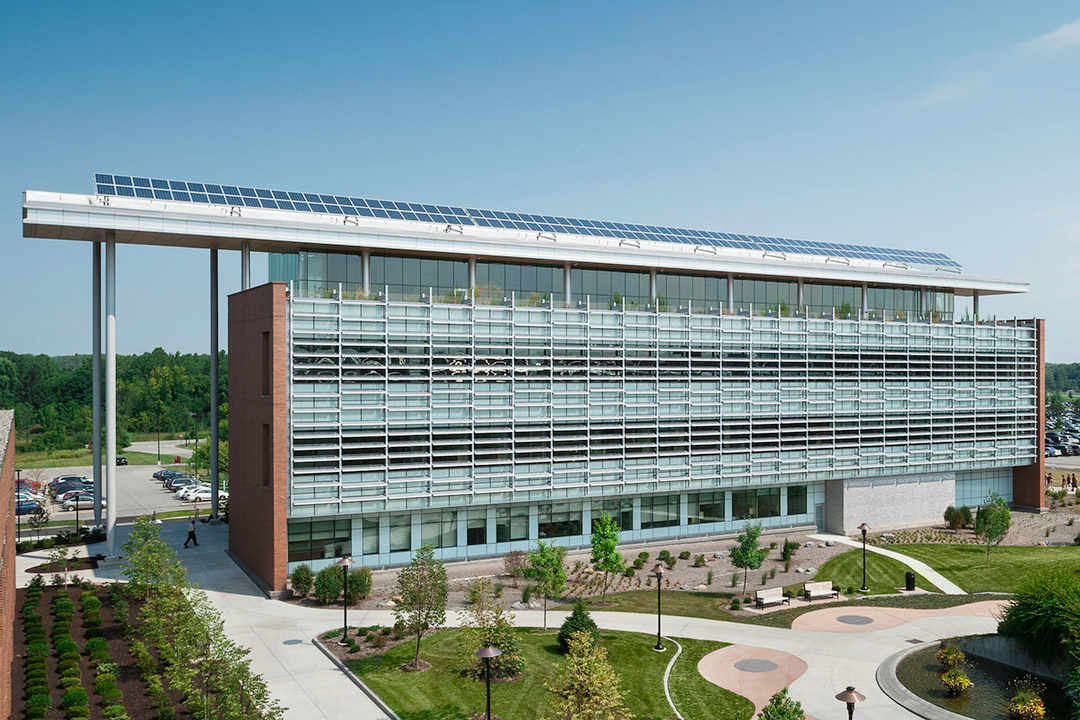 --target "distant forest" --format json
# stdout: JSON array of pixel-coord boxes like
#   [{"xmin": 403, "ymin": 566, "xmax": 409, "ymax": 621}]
[
  {"xmin": 0, "ymin": 349, "xmax": 227, "ymax": 452},
  {"xmin": 1047, "ymin": 363, "xmax": 1080, "ymax": 395}
]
